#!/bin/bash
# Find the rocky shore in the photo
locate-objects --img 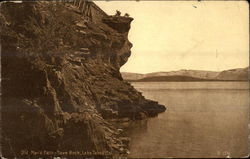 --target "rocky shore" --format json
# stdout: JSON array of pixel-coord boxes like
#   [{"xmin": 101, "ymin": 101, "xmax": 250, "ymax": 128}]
[{"xmin": 0, "ymin": 1, "xmax": 166, "ymax": 158}]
